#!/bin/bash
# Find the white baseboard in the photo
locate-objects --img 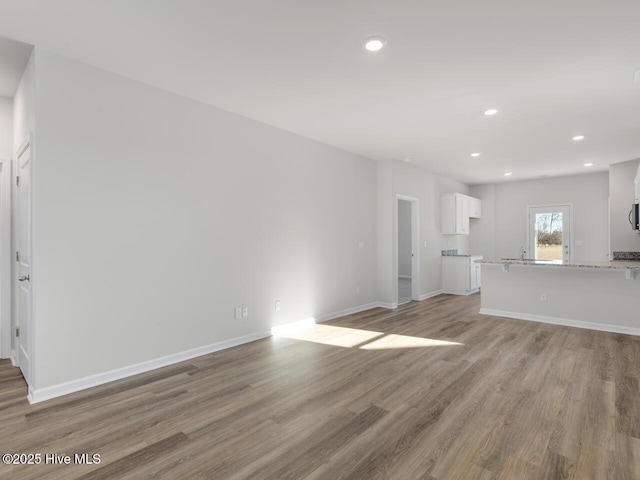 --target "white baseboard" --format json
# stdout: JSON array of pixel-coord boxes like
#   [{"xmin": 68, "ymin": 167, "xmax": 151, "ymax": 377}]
[
  {"xmin": 27, "ymin": 331, "xmax": 271, "ymax": 404},
  {"xmin": 441, "ymin": 288, "xmax": 479, "ymax": 296},
  {"xmin": 366, "ymin": 293, "xmax": 444, "ymax": 310},
  {"xmin": 377, "ymin": 302, "xmax": 398, "ymax": 310},
  {"xmin": 419, "ymin": 290, "xmax": 443, "ymax": 301},
  {"xmin": 315, "ymin": 302, "xmax": 382, "ymax": 323},
  {"xmin": 10, "ymin": 351, "xmax": 17, "ymax": 367},
  {"xmin": 479, "ymin": 308, "xmax": 640, "ymax": 337},
  {"xmin": 28, "ymin": 301, "xmax": 390, "ymax": 404},
  {"xmin": 26, "ymin": 294, "xmax": 458, "ymax": 404}
]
